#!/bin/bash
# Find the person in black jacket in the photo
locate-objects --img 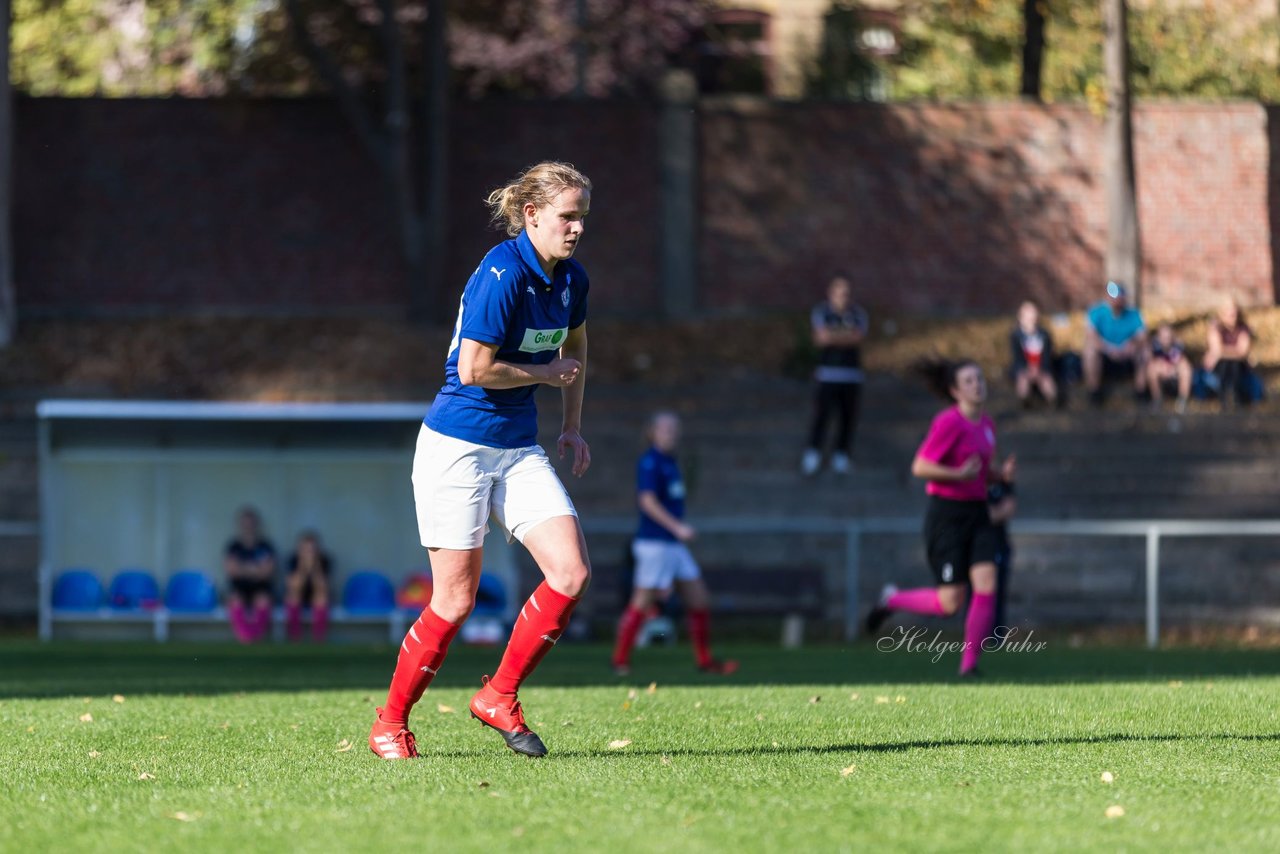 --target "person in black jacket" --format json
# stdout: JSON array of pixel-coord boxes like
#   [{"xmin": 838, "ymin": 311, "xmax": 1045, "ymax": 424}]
[
  {"xmin": 1010, "ymin": 301, "xmax": 1058, "ymax": 408},
  {"xmin": 801, "ymin": 274, "xmax": 869, "ymax": 476}
]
